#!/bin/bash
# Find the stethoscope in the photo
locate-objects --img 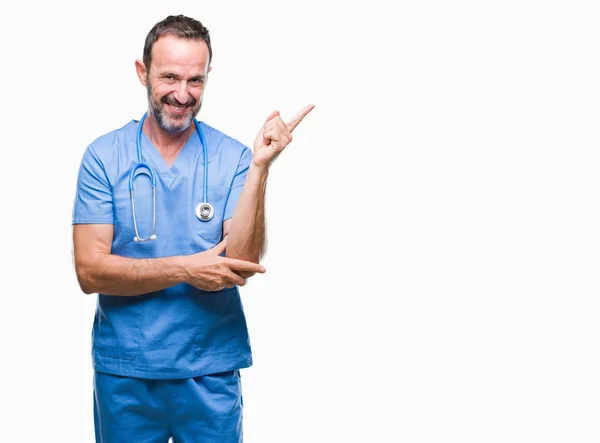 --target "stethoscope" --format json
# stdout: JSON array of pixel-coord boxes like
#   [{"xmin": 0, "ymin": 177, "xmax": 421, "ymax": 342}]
[{"xmin": 130, "ymin": 112, "xmax": 214, "ymax": 242}]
